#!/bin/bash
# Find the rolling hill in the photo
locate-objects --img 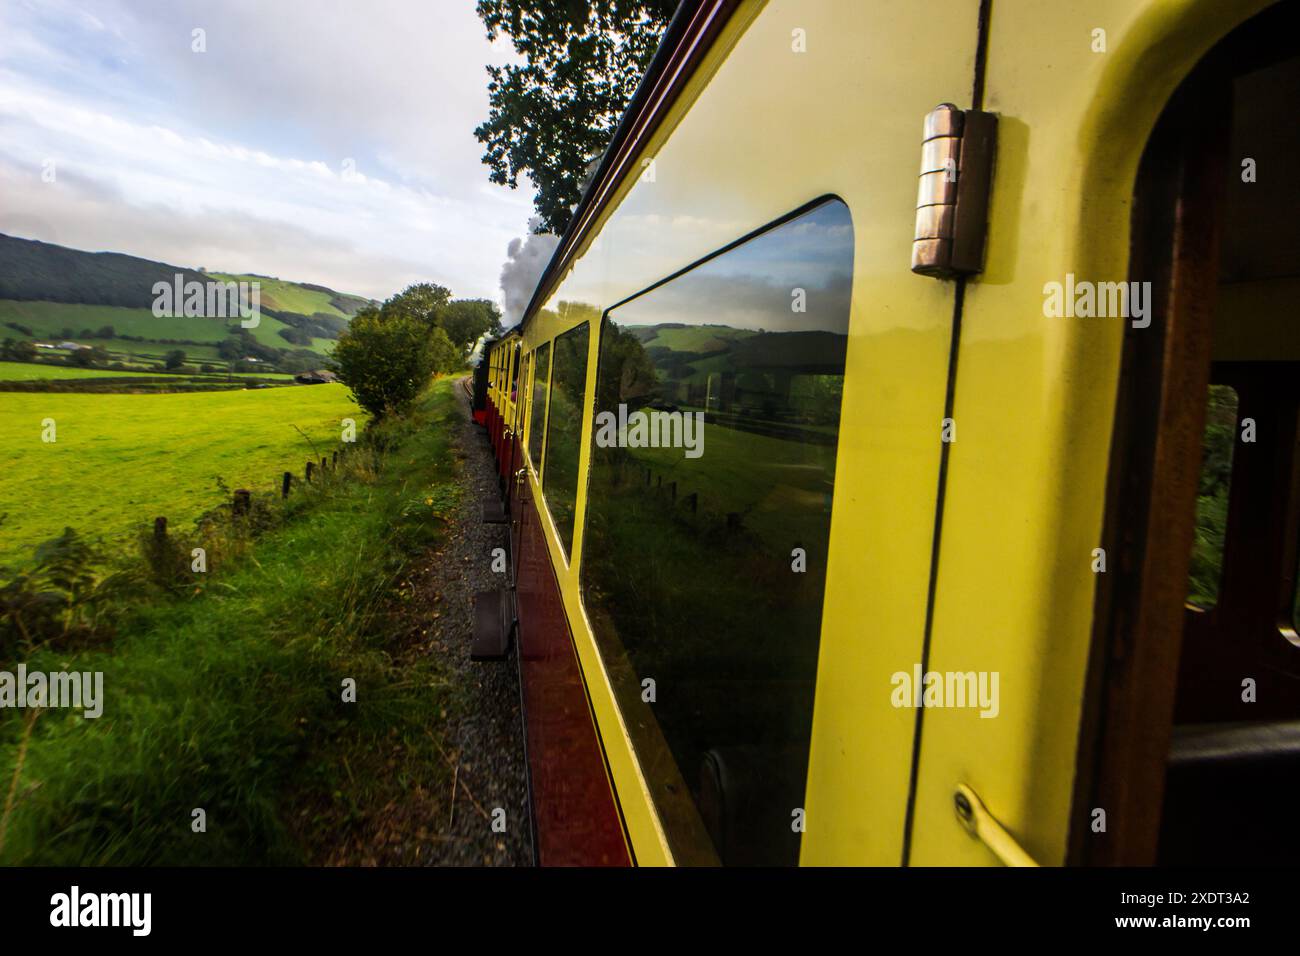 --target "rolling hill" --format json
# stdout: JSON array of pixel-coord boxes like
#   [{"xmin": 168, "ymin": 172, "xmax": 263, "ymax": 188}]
[{"xmin": 0, "ymin": 233, "xmax": 374, "ymax": 372}]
